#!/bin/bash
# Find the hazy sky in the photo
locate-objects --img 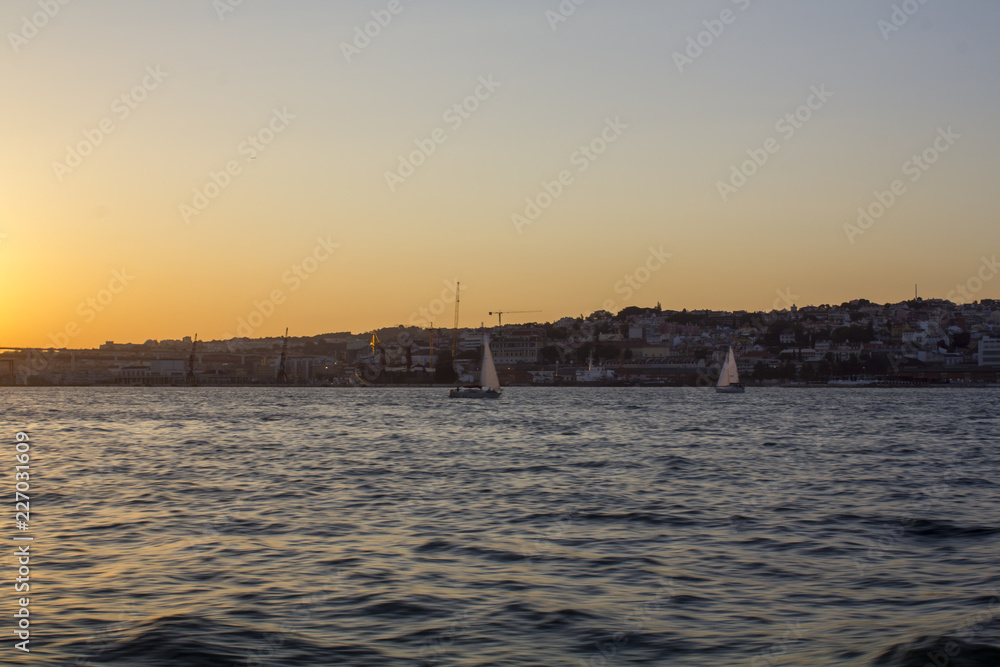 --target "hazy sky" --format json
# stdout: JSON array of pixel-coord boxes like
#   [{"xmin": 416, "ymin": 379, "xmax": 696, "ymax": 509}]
[{"xmin": 2, "ymin": 0, "xmax": 998, "ymax": 347}]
